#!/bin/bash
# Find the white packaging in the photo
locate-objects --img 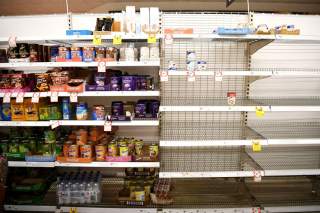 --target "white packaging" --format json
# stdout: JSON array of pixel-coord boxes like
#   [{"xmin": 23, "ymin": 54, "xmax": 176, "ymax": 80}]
[
  {"xmin": 140, "ymin": 46, "xmax": 149, "ymax": 61},
  {"xmin": 186, "ymin": 61, "xmax": 196, "ymax": 72},
  {"xmin": 186, "ymin": 51, "xmax": 196, "ymax": 61},
  {"xmin": 168, "ymin": 61, "xmax": 177, "ymax": 71},
  {"xmin": 135, "ymin": 15, "xmax": 141, "ymax": 34},
  {"xmin": 197, "ymin": 61, "xmax": 207, "ymax": 71},
  {"xmin": 125, "ymin": 6, "xmax": 136, "ymax": 33},
  {"xmin": 149, "ymin": 7, "xmax": 160, "ymax": 32},
  {"xmin": 140, "ymin": 7, "xmax": 150, "ymax": 34},
  {"xmin": 150, "ymin": 45, "xmax": 159, "ymax": 60}
]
